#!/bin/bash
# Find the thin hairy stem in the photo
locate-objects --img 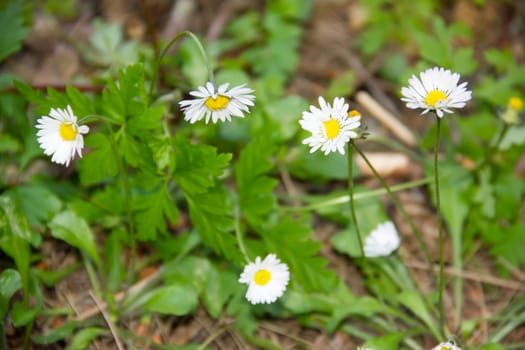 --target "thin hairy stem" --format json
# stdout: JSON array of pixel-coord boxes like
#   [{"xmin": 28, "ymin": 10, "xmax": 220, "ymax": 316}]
[
  {"xmin": 352, "ymin": 143, "xmax": 435, "ymax": 281},
  {"xmin": 234, "ymin": 205, "xmax": 250, "ymax": 263},
  {"xmin": 347, "ymin": 142, "xmax": 367, "ymax": 265},
  {"xmin": 434, "ymin": 117, "xmax": 445, "ymax": 338},
  {"xmin": 149, "ymin": 31, "xmax": 214, "ymax": 100}
]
